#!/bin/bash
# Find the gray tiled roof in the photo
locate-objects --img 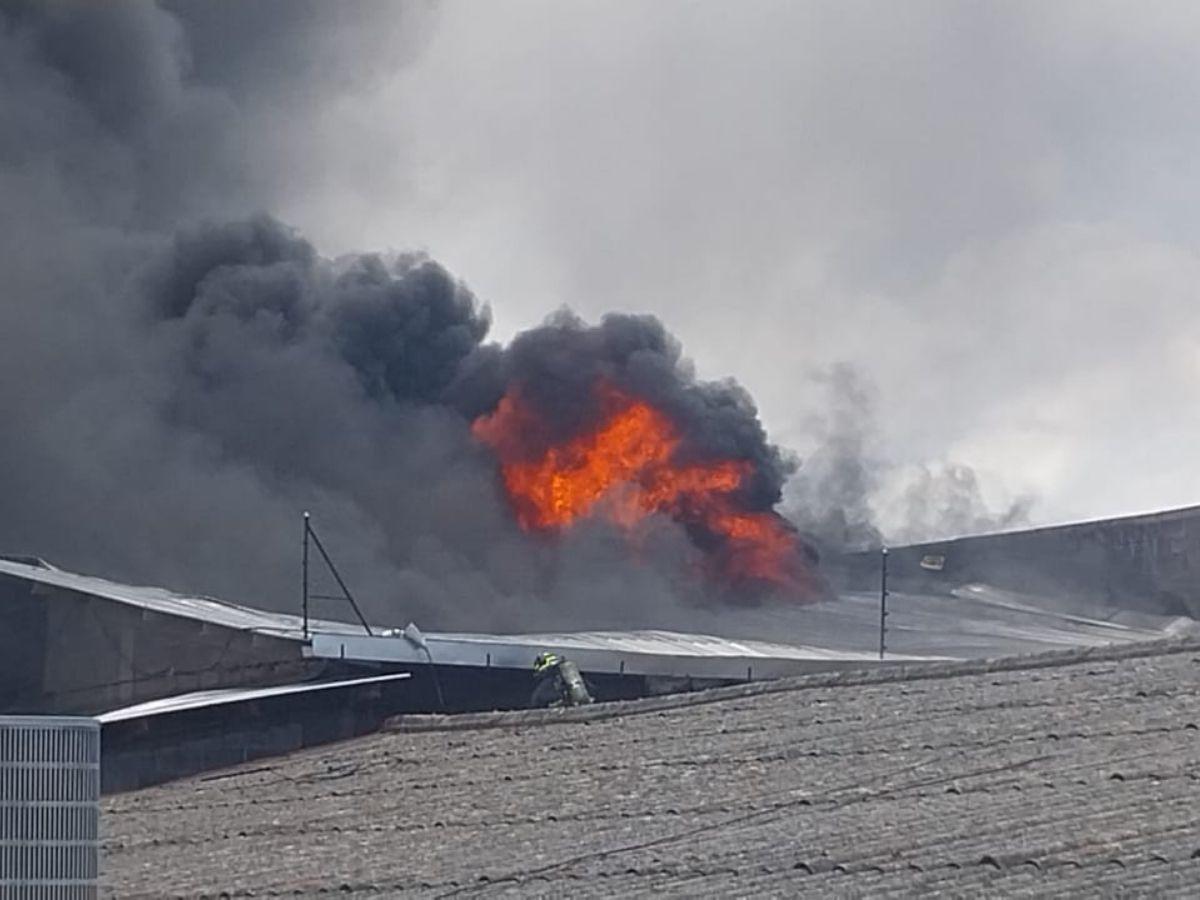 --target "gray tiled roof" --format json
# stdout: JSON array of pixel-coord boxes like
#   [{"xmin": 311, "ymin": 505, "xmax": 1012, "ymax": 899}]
[{"xmin": 101, "ymin": 640, "xmax": 1200, "ymax": 897}]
